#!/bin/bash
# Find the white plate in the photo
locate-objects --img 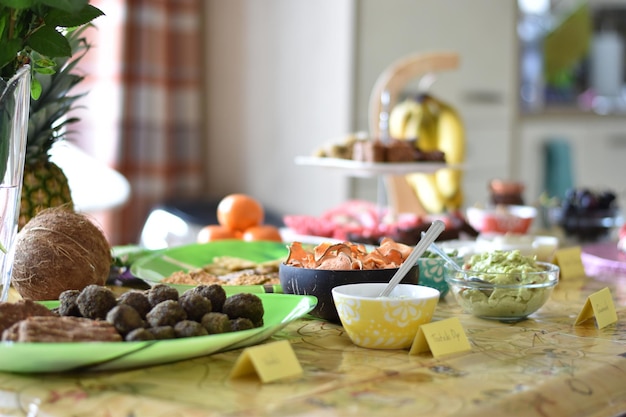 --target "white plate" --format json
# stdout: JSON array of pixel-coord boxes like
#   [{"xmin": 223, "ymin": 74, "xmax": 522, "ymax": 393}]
[{"xmin": 294, "ymin": 156, "xmax": 461, "ymax": 178}]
